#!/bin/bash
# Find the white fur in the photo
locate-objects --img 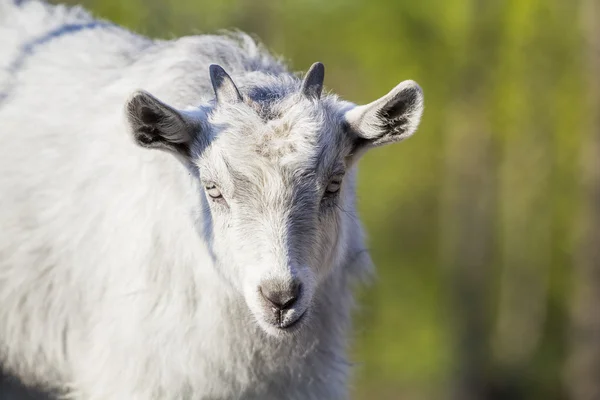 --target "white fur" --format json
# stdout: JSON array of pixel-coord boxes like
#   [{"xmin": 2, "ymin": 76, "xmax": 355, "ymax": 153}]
[{"xmin": 0, "ymin": 1, "xmax": 422, "ymax": 399}]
